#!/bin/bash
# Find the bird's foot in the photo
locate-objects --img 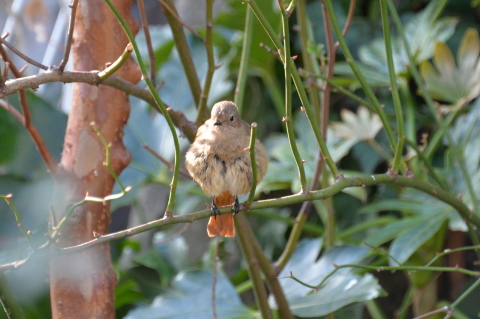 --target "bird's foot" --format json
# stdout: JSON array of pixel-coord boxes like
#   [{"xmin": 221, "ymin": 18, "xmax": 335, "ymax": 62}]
[
  {"xmin": 233, "ymin": 197, "xmax": 240, "ymax": 216},
  {"xmin": 211, "ymin": 199, "xmax": 221, "ymax": 219}
]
